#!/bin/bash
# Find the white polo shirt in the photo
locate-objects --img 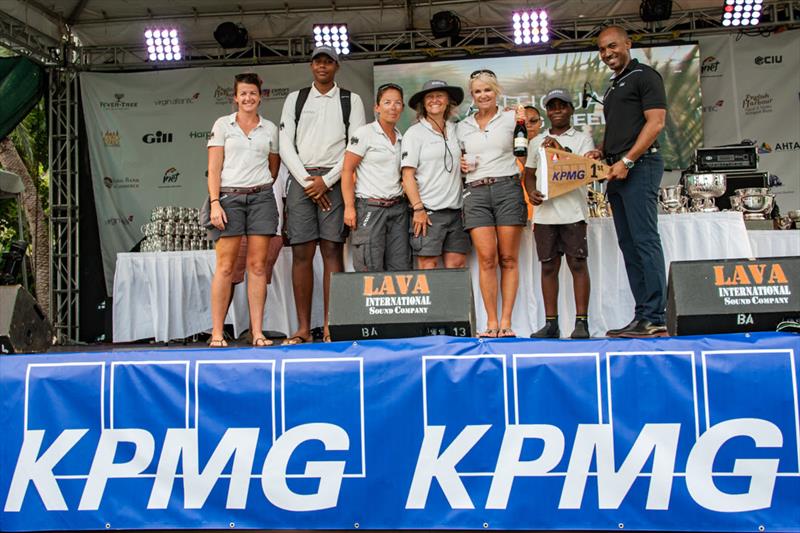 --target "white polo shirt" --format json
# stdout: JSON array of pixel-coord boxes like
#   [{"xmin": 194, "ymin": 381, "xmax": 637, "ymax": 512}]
[
  {"xmin": 525, "ymin": 127, "xmax": 596, "ymax": 225},
  {"xmin": 346, "ymin": 121, "xmax": 403, "ymax": 199},
  {"xmin": 400, "ymin": 118, "xmax": 462, "ymax": 211},
  {"xmin": 207, "ymin": 113, "xmax": 279, "ymax": 188},
  {"xmin": 456, "ymin": 109, "xmax": 520, "ymax": 184},
  {"xmin": 279, "ymin": 83, "xmax": 366, "ymax": 188}
]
